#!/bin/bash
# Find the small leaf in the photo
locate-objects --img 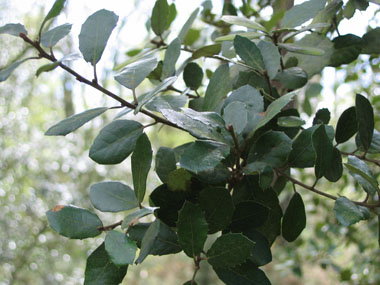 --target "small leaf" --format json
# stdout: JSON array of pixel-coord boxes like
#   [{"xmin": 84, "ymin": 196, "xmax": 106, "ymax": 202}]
[
  {"xmin": 115, "ymin": 56, "xmax": 158, "ymax": 90},
  {"xmin": 356, "ymin": 130, "xmax": 380, "ymax": 154},
  {"xmin": 46, "ymin": 205, "xmax": 102, "ymax": 239},
  {"xmin": 79, "ymin": 9, "xmax": 119, "ymax": 65},
  {"xmin": 207, "ymin": 233, "xmax": 255, "ymax": 268},
  {"xmin": 243, "ymin": 229, "xmax": 272, "ymax": 266},
  {"xmin": 289, "ymin": 125, "xmax": 318, "ymax": 168},
  {"xmin": 234, "ymin": 35, "xmax": 265, "ymax": 71},
  {"xmin": 178, "ymin": 8, "xmax": 199, "ymax": 43},
  {"xmin": 313, "ymin": 108, "xmax": 330, "ymax": 125},
  {"xmin": 274, "ymin": 67, "xmax": 307, "ymax": 89},
  {"xmin": 41, "ymin": 23, "xmax": 72, "ymax": 48},
  {"xmin": 312, "ymin": 125, "xmax": 333, "ymax": 179},
  {"xmin": 192, "ymin": 44, "xmax": 221, "ymax": 59},
  {"xmin": 334, "ymin": 196, "xmax": 370, "ymax": 226},
  {"xmin": 40, "ymin": 0, "xmax": 66, "ymax": 35},
  {"xmin": 214, "ymin": 32, "xmax": 262, "ymax": 42},
  {"xmin": 183, "ymin": 62, "xmax": 203, "ymax": 90},
  {"xmin": 132, "ymin": 134, "xmax": 152, "ymax": 203},
  {"xmin": 221, "ymin": 15, "xmax": 267, "ymax": 32},
  {"xmin": 230, "ymin": 201, "xmax": 269, "ymax": 231},
  {"xmin": 151, "ymin": 0, "xmax": 169, "ymax": 36},
  {"xmin": 155, "ymin": 147, "xmax": 177, "ymax": 183},
  {"xmin": 329, "ymin": 34, "xmax": 363, "ymax": 67},
  {"xmin": 281, "ymin": 0, "xmax": 326, "ymax": 28},
  {"xmin": 121, "ymin": 207, "xmax": 155, "ymax": 229},
  {"xmin": 146, "ymin": 94, "xmax": 187, "ymax": 112},
  {"xmin": 335, "ymin": 106, "xmax": 357, "ymax": 144},
  {"xmin": 223, "ymin": 101, "xmax": 248, "ymax": 134},
  {"xmin": 346, "ymin": 156, "xmax": 378, "ymax": 195},
  {"xmin": 89, "ymin": 120, "xmax": 143, "ymax": 164},
  {"xmin": 362, "ymin": 27, "xmax": 380, "ymax": 54},
  {"xmin": 84, "ymin": 243, "xmax": 127, "ymax": 285},
  {"xmin": 161, "ymin": 37, "xmax": 181, "ymax": 79},
  {"xmin": 167, "ymin": 168, "xmax": 192, "ymax": 191},
  {"xmin": 277, "ymin": 116, "xmax": 305, "ymax": 127},
  {"xmin": 324, "ymin": 148, "xmax": 343, "ymax": 182},
  {"xmin": 135, "ymin": 220, "xmax": 160, "ymax": 264},
  {"xmin": 45, "ymin": 107, "xmax": 108, "ymax": 136},
  {"xmin": 105, "ymin": 230, "xmax": 137, "ymax": 266},
  {"xmin": 0, "ymin": 23, "xmax": 27, "ymax": 36},
  {"xmin": 278, "ymin": 43, "xmax": 325, "ymax": 56},
  {"xmin": 0, "ymin": 58, "xmax": 33, "ymax": 82},
  {"xmin": 177, "ymin": 201, "xmax": 209, "ymax": 257},
  {"xmin": 90, "ymin": 181, "xmax": 139, "ymax": 212},
  {"xmin": 356, "ymin": 94, "xmax": 374, "ymax": 151},
  {"xmin": 36, "ymin": 62, "xmax": 60, "ymax": 77},
  {"xmin": 257, "ymin": 40, "xmax": 281, "ymax": 79},
  {"xmin": 282, "ymin": 192, "xmax": 306, "ymax": 242}
]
